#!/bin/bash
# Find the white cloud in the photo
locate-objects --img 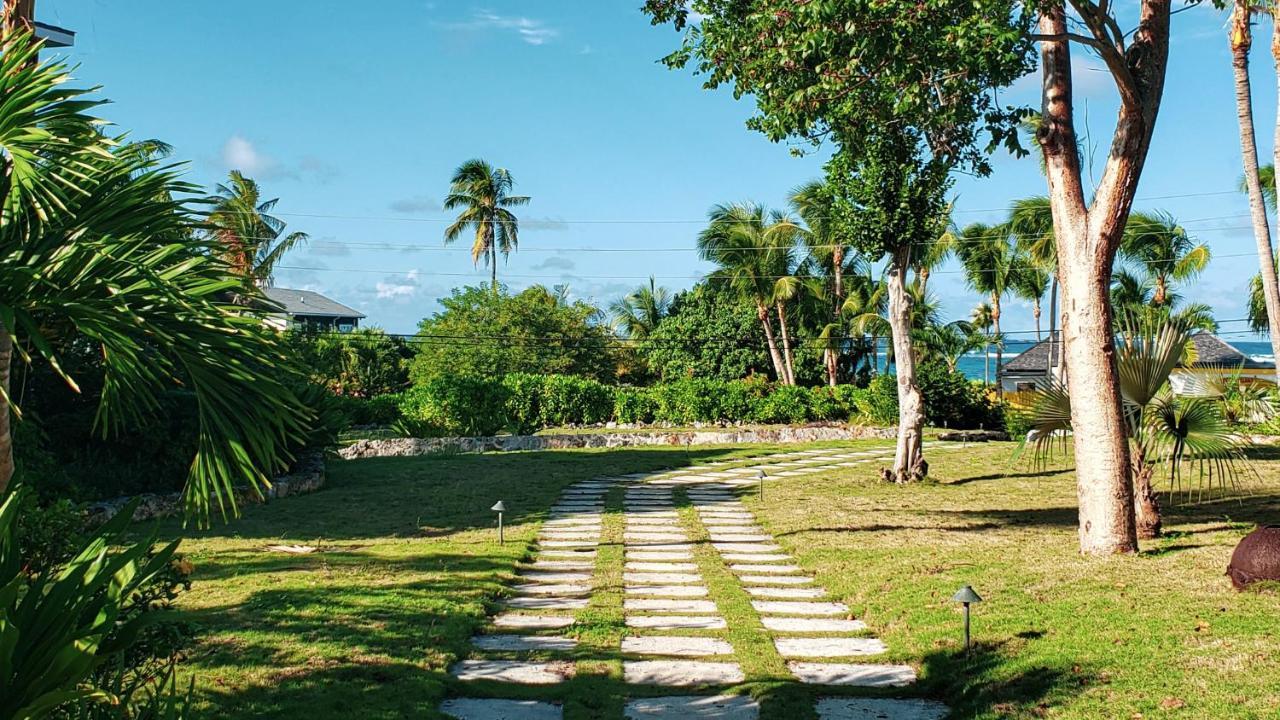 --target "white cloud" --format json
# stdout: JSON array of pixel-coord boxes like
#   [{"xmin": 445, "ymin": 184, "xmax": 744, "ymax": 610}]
[
  {"xmin": 531, "ymin": 255, "xmax": 575, "ymax": 271},
  {"xmin": 448, "ymin": 10, "xmax": 558, "ymax": 45},
  {"xmin": 389, "ymin": 195, "xmax": 440, "ymax": 214},
  {"xmin": 221, "ymin": 135, "xmax": 274, "ymax": 175},
  {"xmin": 375, "ymin": 269, "xmax": 421, "ymax": 300}
]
